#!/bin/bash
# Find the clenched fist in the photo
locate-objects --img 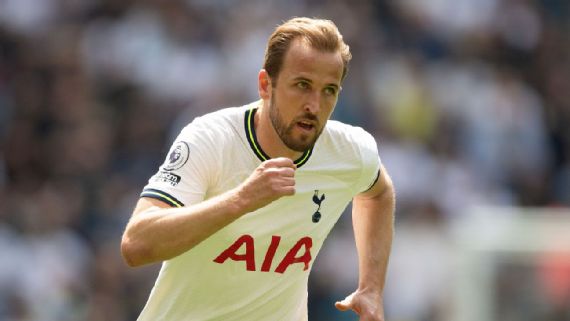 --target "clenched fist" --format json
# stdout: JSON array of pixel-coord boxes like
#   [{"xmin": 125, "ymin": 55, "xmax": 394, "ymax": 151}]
[{"xmin": 236, "ymin": 157, "xmax": 297, "ymax": 213}]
